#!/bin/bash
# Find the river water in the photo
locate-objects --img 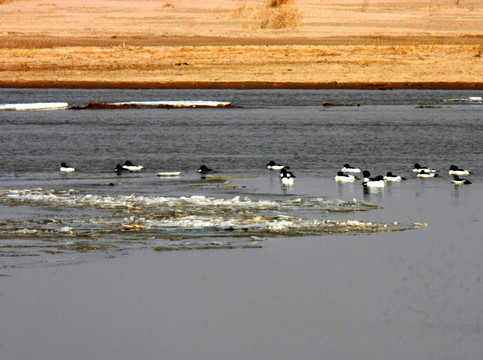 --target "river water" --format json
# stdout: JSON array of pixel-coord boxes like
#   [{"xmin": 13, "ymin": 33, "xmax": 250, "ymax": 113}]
[{"xmin": 0, "ymin": 88, "xmax": 482, "ymax": 359}]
